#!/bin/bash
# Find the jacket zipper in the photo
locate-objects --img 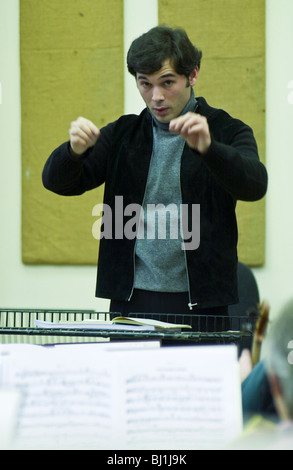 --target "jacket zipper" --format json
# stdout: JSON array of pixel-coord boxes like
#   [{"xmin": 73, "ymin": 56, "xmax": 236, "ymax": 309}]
[
  {"xmin": 128, "ymin": 237, "xmax": 137, "ymax": 301},
  {"xmin": 182, "ymin": 229, "xmax": 198, "ymax": 310},
  {"xmin": 180, "ymin": 150, "xmax": 198, "ymax": 311},
  {"xmin": 185, "ymin": 102, "xmax": 199, "ymax": 309}
]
